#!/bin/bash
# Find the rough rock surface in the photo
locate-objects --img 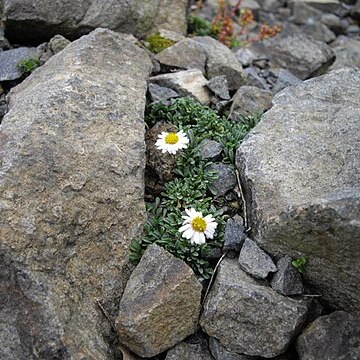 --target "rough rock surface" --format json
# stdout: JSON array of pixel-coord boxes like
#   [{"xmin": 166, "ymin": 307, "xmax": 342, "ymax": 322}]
[
  {"xmin": 209, "ymin": 337, "xmax": 254, "ymax": 360},
  {"xmin": 199, "ymin": 139, "xmax": 223, "ymax": 161},
  {"xmin": 206, "ymin": 75, "xmax": 231, "ymax": 100},
  {"xmin": 236, "ymin": 68, "xmax": 360, "ymax": 311},
  {"xmin": 296, "ymin": 311, "xmax": 360, "ymax": 360},
  {"xmin": 273, "ymin": 69, "xmax": 302, "ymax": 93},
  {"xmin": 271, "ymin": 256, "xmax": 304, "ymax": 296},
  {"xmin": 259, "ymin": 33, "xmax": 335, "ymax": 79},
  {"xmin": 206, "ymin": 163, "xmax": 237, "ymax": 196},
  {"xmin": 48, "ymin": 34, "xmax": 71, "ymax": 54},
  {"xmin": 155, "ymin": 38, "xmax": 207, "ymax": 73},
  {"xmin": 166, "ymin": 342, "xmax": 214, "ymax": 360},
  {"xmin": 328, "ymin": 38, "xmax": 360, "ymax": 71},
  {"xmin": 201, "ymin": 258, "xmax": 309, "ymax": 358},
  {"xmin": 194, "ymin": 36, "xmax": 247, "ymax": 90},
  {"xmin": 238, "ymin": 238, "xmax": 277, "ymax": 279},
  {"xmin": 223, "ymin": 214, "xmax": 246, "ymax": 254},
  {"xmin": 148, "ymin": 83, "xmax": 179, "ymax": 103},
  {"xmin": 0, "ymin": 47, "xmax": 39, "ymax": 81},
  {"xmin": 3, "ymin": 0, "xmax": 188, "ymax": 43},
  {"xmin": 0, "ymin": 28, "xmax": 152, "ymax": 359},
  {"xmin": 230, "ymin": 85, "xmax": 273, "ymax": 119},
  {"xmin": 149, "ymin": 69, "xmax": 211, "ymax": 105},
  {"xmin": 116, "ymin": 244, "xmax": 202, "ymax": 358}
]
